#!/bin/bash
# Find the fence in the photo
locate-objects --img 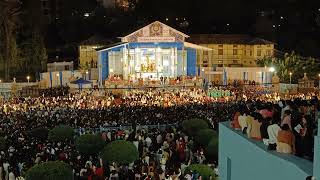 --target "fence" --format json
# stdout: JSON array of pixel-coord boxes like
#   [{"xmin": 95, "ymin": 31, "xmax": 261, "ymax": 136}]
[{"xmin": 73, "ymin": 123, "xmax": 179, "ymax": 135}]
